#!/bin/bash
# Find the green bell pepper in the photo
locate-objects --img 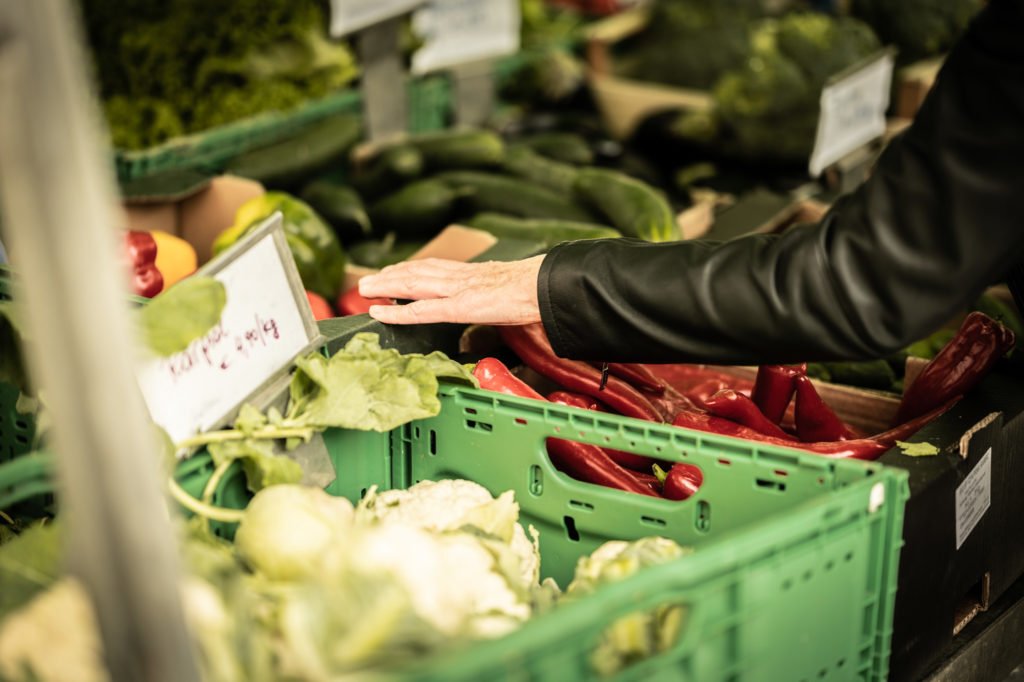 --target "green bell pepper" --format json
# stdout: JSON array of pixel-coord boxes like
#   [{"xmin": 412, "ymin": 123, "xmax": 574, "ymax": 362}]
[{"xmin": 213, "ymin": 192, "xmax": 347, "ymax": 300}]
